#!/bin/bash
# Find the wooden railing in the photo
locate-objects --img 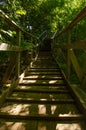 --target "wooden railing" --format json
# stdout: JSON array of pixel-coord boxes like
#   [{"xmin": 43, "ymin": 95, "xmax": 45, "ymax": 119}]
[
  {"xmin": 51, "ymin": 7, "xmax": 86, "ymax": 87},
  {"xmin": 0, "ymin": 10, "xmax": 39, "ymax": 106},
  {"xmin": 0, "ymin": 10, "xmax": 38, "ymax": 84}
]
